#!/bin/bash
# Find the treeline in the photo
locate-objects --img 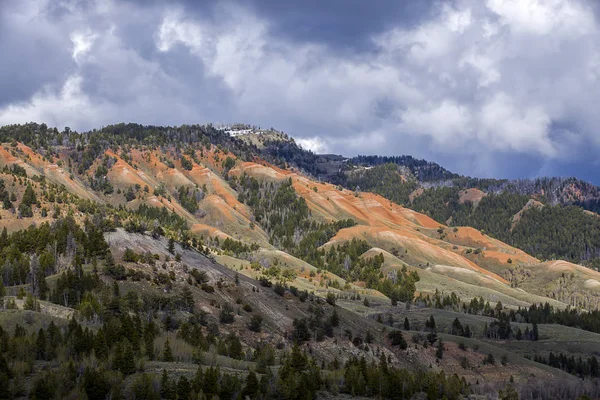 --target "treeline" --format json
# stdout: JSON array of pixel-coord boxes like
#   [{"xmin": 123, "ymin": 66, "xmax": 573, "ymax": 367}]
[
  {"xmin": 527, "ymin": 352, "xmax": 599, "ymax": 379},
  {"xmin": 513, "ymin": 302, "xmax": 600, "ymax": 334},
  {"xmin": 338, "ymin": 164, "xmax": 418, "ymax": 206},
  {"xmin": 417, "ymin": 291, "xmax": 600, "ymax": 339},
  {"xmin": 351, "ymin": 156, "xmax": 459, "ymax": 181},
  {"xmin": 0, "ymin": 123, "xmax": 273, "ymax": 173}
]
